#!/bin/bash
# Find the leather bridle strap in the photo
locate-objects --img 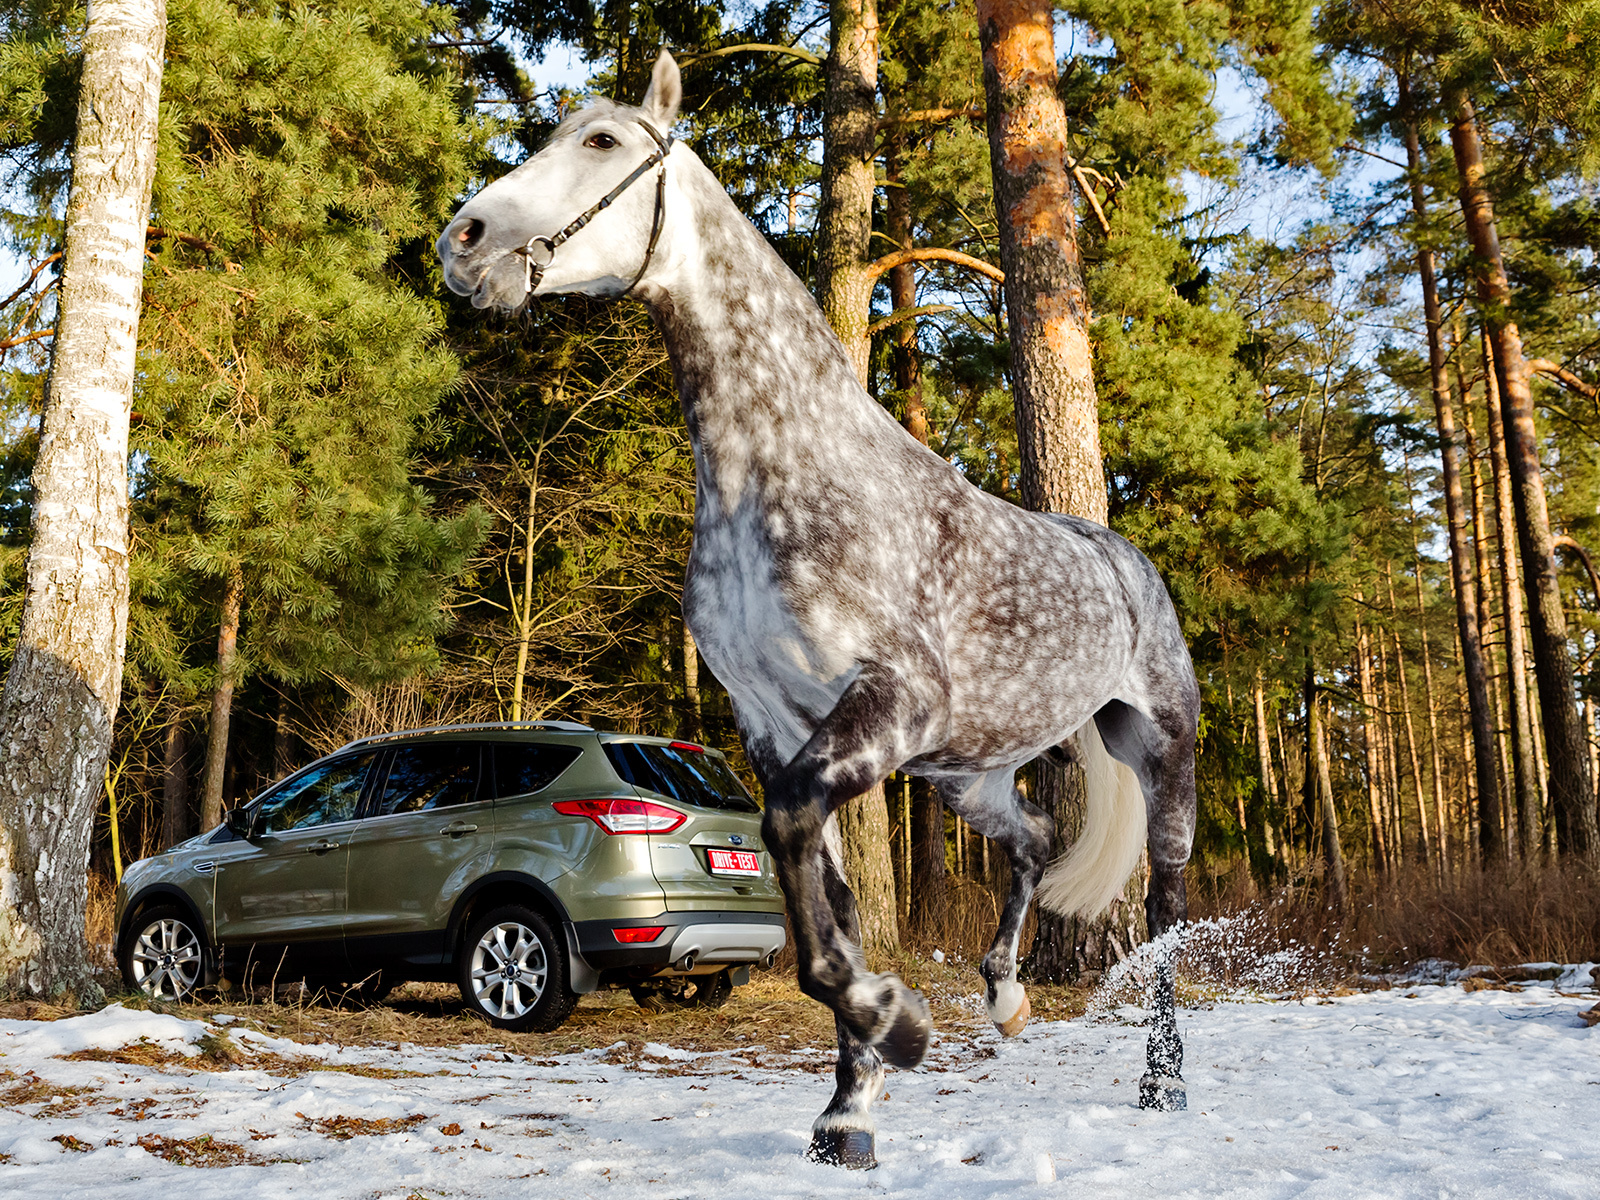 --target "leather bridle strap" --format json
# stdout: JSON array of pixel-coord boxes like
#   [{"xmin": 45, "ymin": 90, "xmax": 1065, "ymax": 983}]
[{"xmin": 518, "ymin": 119, "xmax": 674, "ymax": 299}]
